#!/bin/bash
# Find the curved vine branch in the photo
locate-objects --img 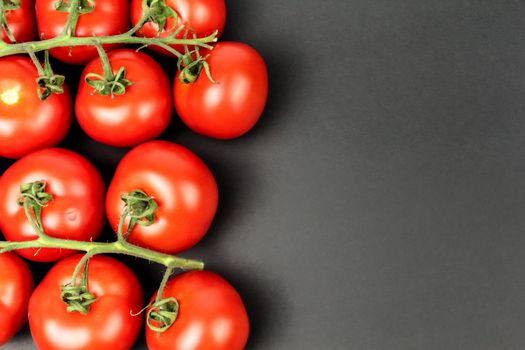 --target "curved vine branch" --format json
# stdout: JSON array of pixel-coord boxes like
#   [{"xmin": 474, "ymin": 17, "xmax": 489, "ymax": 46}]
[{"xmin": 0, "ymin": 0, "xmax": 217, "ymax": 59}]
